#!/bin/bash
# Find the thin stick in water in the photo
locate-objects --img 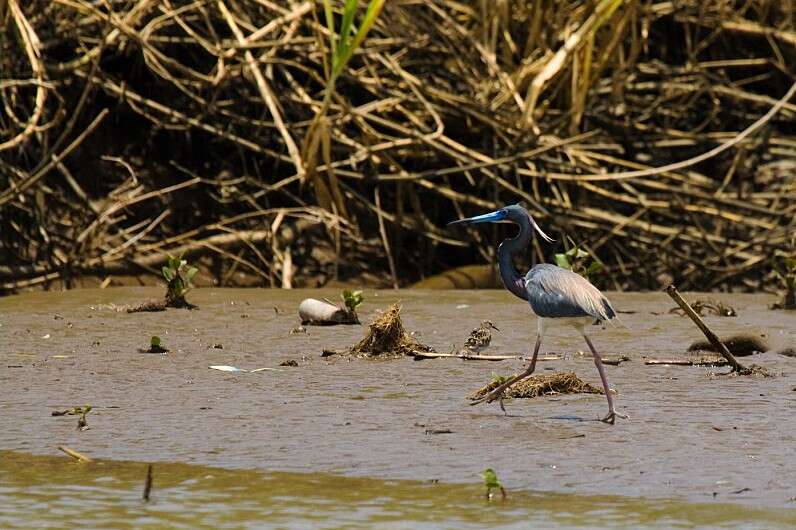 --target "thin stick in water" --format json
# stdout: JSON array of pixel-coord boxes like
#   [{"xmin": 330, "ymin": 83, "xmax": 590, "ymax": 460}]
[
  {"xmin": 665, "ymin": 285, "xmax": 744, "ymax": 372},
  {"xmin": 142, "ymin": 464, "xmax": 153, "ymax": 502}
]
